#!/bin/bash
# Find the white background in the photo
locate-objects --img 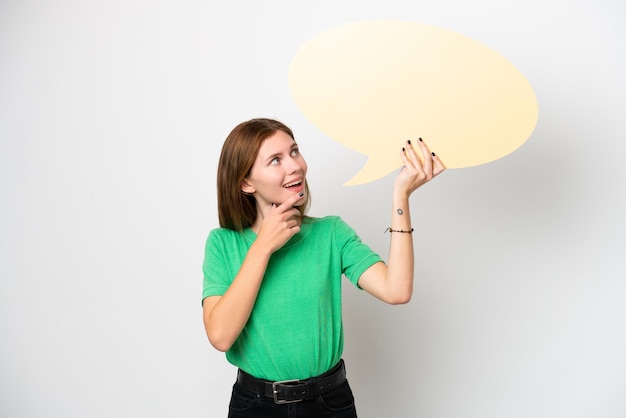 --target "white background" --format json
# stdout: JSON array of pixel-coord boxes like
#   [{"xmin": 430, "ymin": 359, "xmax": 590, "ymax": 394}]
[{"xmin": 1, "ymin": 1, "xmax": 625, "ymax": 417}]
